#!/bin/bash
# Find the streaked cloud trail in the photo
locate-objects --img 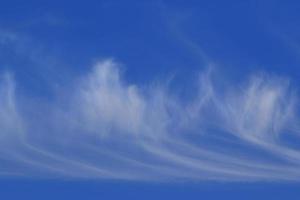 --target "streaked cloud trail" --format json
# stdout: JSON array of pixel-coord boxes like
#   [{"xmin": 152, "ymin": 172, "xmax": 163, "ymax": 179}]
[{"xmin": 0, "ymin": 59, "xmax": 300, "ymax": 181}]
